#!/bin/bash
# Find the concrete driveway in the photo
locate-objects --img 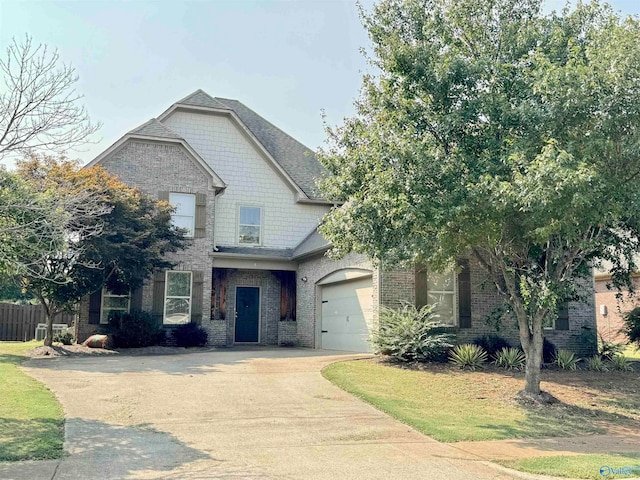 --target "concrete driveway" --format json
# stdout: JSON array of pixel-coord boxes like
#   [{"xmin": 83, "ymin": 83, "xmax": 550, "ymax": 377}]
[{"xmin": 0, "ymin": 348, "xmax": 530, "ymax": 479}]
